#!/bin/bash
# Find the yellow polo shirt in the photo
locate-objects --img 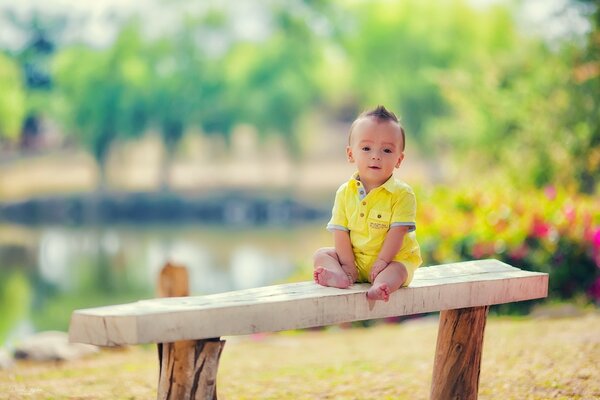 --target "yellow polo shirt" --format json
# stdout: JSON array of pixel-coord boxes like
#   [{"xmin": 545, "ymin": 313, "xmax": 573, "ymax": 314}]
[{"xmin": 327, "ymin": 172, "xmax": 422, "ymax": 285}]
